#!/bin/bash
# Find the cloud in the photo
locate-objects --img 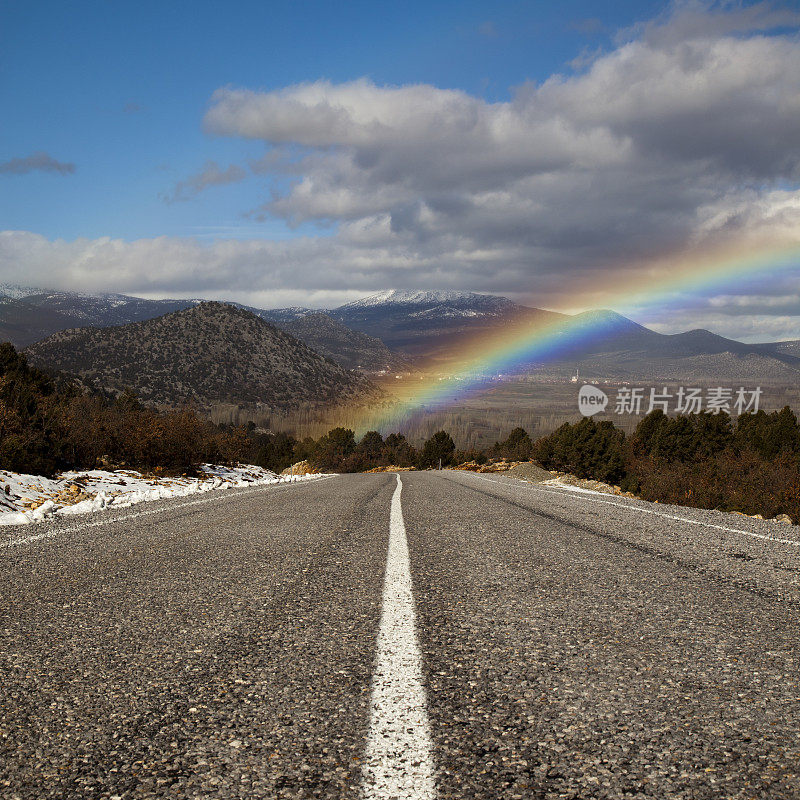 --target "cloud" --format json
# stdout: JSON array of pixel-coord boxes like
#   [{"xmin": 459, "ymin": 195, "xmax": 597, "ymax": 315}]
[
  {"xmin": 163, "ymin": 160, "xmax": 247, "ymax": 203},
  {"xmin": 644, "ymin": 307, "xmax": 800, "ymax": 342},
  {"xmin": 3, "ymin": 3, "xmax": 800, "ymax": 341},
  {"xmin": 619, "ymin": 0, "xmax": 800, "ymax": 47},
  {"xmin": 477, "ymin": 21, "xmax": 498, "ymax": 38},
  {"xmin": 0, "ymin": 152, "xmax": 75, "ymax": 176}
]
